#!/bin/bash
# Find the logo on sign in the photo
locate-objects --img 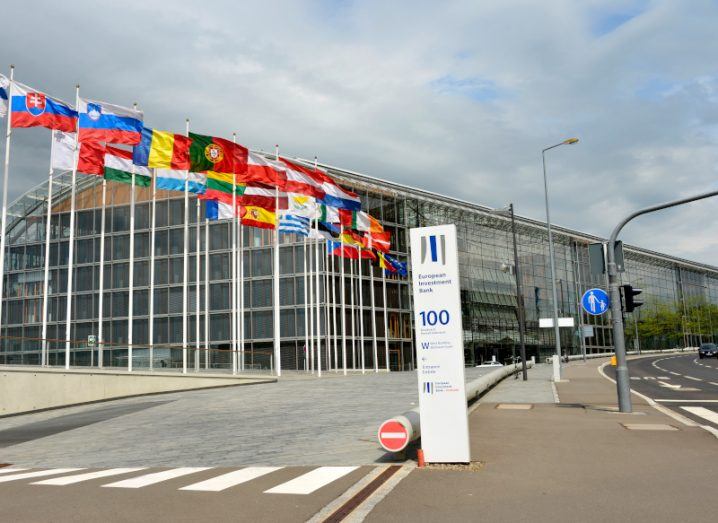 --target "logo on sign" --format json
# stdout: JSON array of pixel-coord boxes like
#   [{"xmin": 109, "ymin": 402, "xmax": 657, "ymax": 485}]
[
  {"xmin": 422, "ymin": 381, "xmax": 435, "ymax": 394},
  {"xmin": 25, "ymin": 92, "xmax": 46, "ymax": 116},
  {"xmin": 420, "ymin": 234, "xmax": 445, "ymax": 265}
]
